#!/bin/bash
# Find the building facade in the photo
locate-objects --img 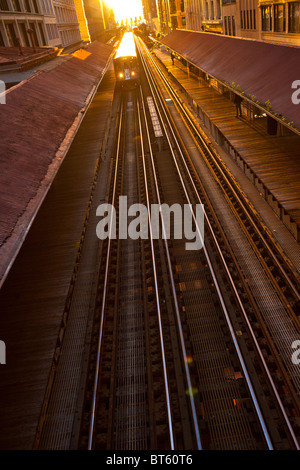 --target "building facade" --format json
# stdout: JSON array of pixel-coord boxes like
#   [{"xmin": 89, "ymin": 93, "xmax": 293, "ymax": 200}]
[
  {"xmin": 0, "ymin": 0, "xmax": 83, "ymax": 48},
  {"xmin": 142, "ymin": 0, "xmax": 158, "ymax": 29},
  {"xmin": 52, "ymin": 0, "xmax": 81, "ymax": 46},
  {"xmin": 185, "ymin": 0, "xmax": 202, "ymax": 30},
  {"xmin": 200, "ymin": 0, "xmax": 222, "ymax": 32},
  {"xmin": 258, "ymin": 0, "xmax": 300, "ymax": 45},
  {"xmin": 0, "ymin": 0, "xmax": 60, "ymax": 47},
  {"xmin": 221, "ymin": 0, "xmax": 238, "ymax": 36},
  {"xmin": 73, "ymin": 0, "xmax": 90, "ymax": 42},
  {"xmin": 82, "ymin": 0, "xmax": 105, "ymax": 41},
  {"xmin": 155, "ymin": 0, "xmax": 186, "ymax": 32},
  {"xmin": 167, "ymin": 0, "xmax": 300, "ymax": 45},
  {"xmin": 169, "ymin": 0, "xmax": 186, "ymax": 29},
  {"xmin": 155, "ymin": 0, "xmax": 169, "ymax": 33}
]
